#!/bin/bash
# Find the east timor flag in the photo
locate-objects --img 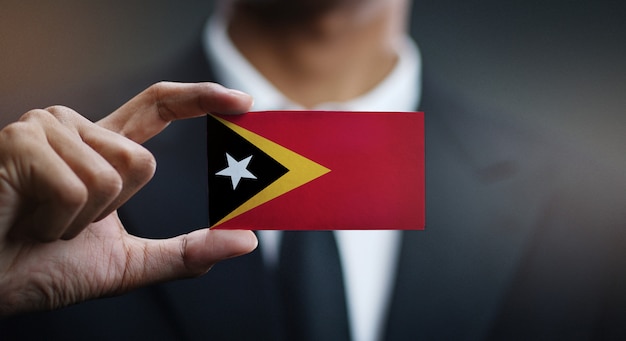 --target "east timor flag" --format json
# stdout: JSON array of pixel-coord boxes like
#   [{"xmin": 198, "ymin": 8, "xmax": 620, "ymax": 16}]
[{"xmin": 207, "ymin": 111, "xmax": 424, "ymax": 230}]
